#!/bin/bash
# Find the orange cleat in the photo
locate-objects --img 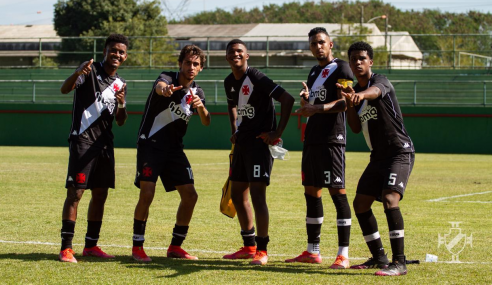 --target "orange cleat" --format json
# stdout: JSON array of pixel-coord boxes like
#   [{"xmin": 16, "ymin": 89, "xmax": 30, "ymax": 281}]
[
  {"xmin": 167, "ymin": 245, "xmax": 198, "ymax": 260},
  {"xmin": 59, "ymin": 248, "xmax": 77, "ymax": 263},
  {"xmin": 250, "ymin": 250, "xmax": 268, "ymax": 265},
  {"xmin": 223, "ymin": 246, "xmax": 257, "ymax": 259},
  {"xmin": 329, "ymin": 255, "xmax": 349, "ymax": 269},
  {"xmin": 83, "ymin": 246, "xmax": 115, "ymax": 258},
  {"xmin": 285, "ymin": 251, "xmax": 322, "ymax": 264}
]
